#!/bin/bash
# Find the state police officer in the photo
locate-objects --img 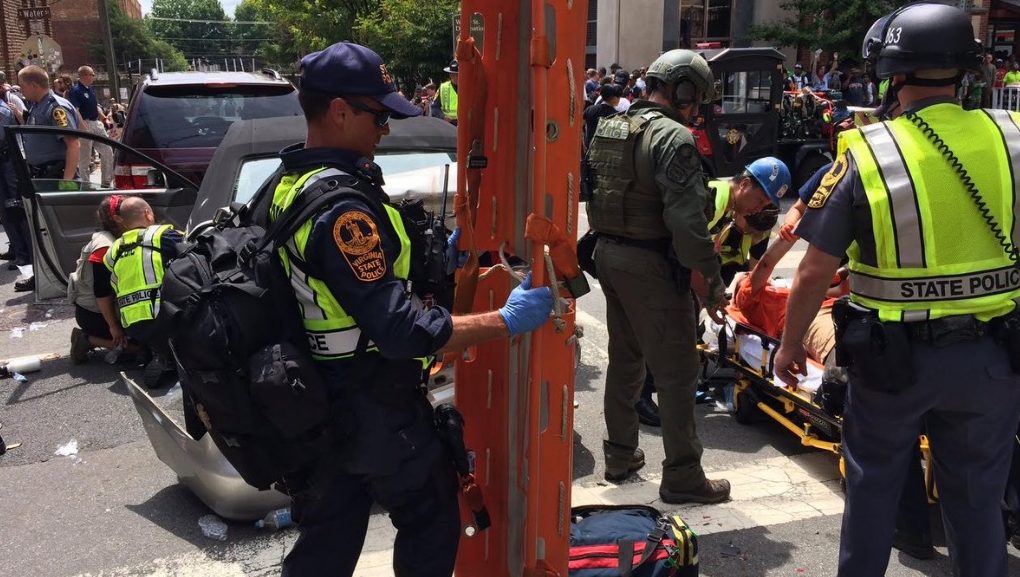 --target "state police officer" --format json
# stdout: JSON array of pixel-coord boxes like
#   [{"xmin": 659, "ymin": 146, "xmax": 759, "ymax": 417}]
[
  {"xmin": 272, "ymin": 42, "xmax": 554, "ymax": 577},
  {"xmin": 0, "ymin": 96, "xmax": 30, "ymax": 274},
  {"xmin": 17, "ymin": 65, "xmax": 78, "ymax": 181},
  {"xmin": 775, "ymin": 4, "xmax": 1020, "ymax": 575}
]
